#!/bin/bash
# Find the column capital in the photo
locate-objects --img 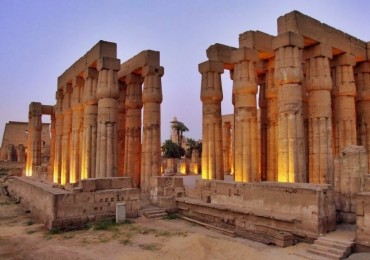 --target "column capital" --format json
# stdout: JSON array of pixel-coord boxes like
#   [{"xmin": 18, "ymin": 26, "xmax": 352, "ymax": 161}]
[
  {"xmin": 332, "ymin": 53, "xmax": 356, "ymax": 66},
  {"xmin": 97, "ymin": 57, "xmax": 121, "ymax": 71},
  {"xmin": 198, "ymin": 60, "xmax": 224, "ymax": 74},
  {"xmin": 355, "ymin": 61, "xmax": 370, "ymax": 73},
  {"xmin": 125, "ymin": 73, "xmax": 144, "ymax": 85},
  {"xmin": 141, "ymin": 65, "xmax": 164, "ymax": 77},
  {"xmin": 29, "ymin": 102, "xmax": 42, "ymax": 117},
  {"xmin": 84, "ymin": 67, "xmax": 98, "ymax": 79},
  {"xmin": 63, "ymin": 83, "xmax": 73, "ymax": 93},
  {"xmin": 303, "ymin": 43, "xmax": 332, "ymax": 60},
  {"xmin": 272, "ymin": 32, "xmax": 304, "ymax": 50},
  {"xmin": 231, "ymin": 47, "xmax": 259, "ymax": 63}
]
